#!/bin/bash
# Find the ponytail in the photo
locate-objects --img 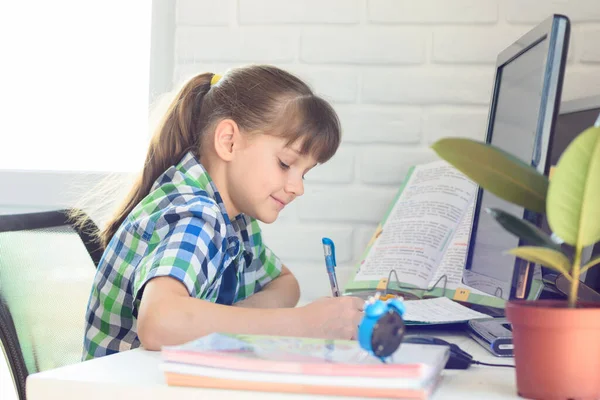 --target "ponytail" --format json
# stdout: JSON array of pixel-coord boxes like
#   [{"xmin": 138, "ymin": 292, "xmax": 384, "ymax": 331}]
[
  {"xmin": 95, "ymin": 64, "xmax": 341, "ymax": 248},
  {"xmin": 100, "ymin": 73, "xmax": 214, "ymax": 247}
]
